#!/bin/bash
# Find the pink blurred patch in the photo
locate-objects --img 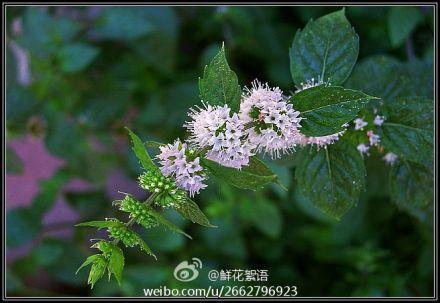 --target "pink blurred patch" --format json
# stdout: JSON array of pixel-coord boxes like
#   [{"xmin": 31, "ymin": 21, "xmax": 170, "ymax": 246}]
[
  {"xmin": 6, "ymin": 134, "xmax": 146, "ymax": 263},
  {"xmin": 106, "ymin": 169, "xmax": 146, "ymax": 201},
  {"xmin": 6, "ymin": 135, "xmax": 64, "ymax": 210}
]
